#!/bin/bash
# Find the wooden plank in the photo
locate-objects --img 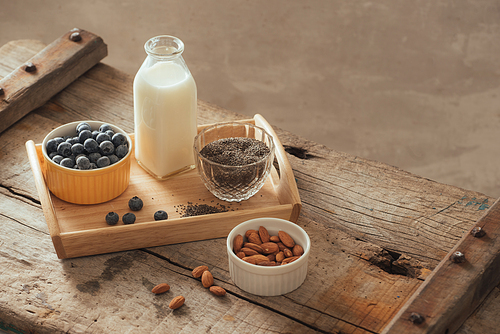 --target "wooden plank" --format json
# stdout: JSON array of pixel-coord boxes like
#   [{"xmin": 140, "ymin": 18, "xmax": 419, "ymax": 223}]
[
  {"xmin": 0, "ymin": 29, "xmax": 107, "ymax": 134},
  {"xmin": 381, "ymin": 197, "xmax": 500, "ymax": 334}
]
